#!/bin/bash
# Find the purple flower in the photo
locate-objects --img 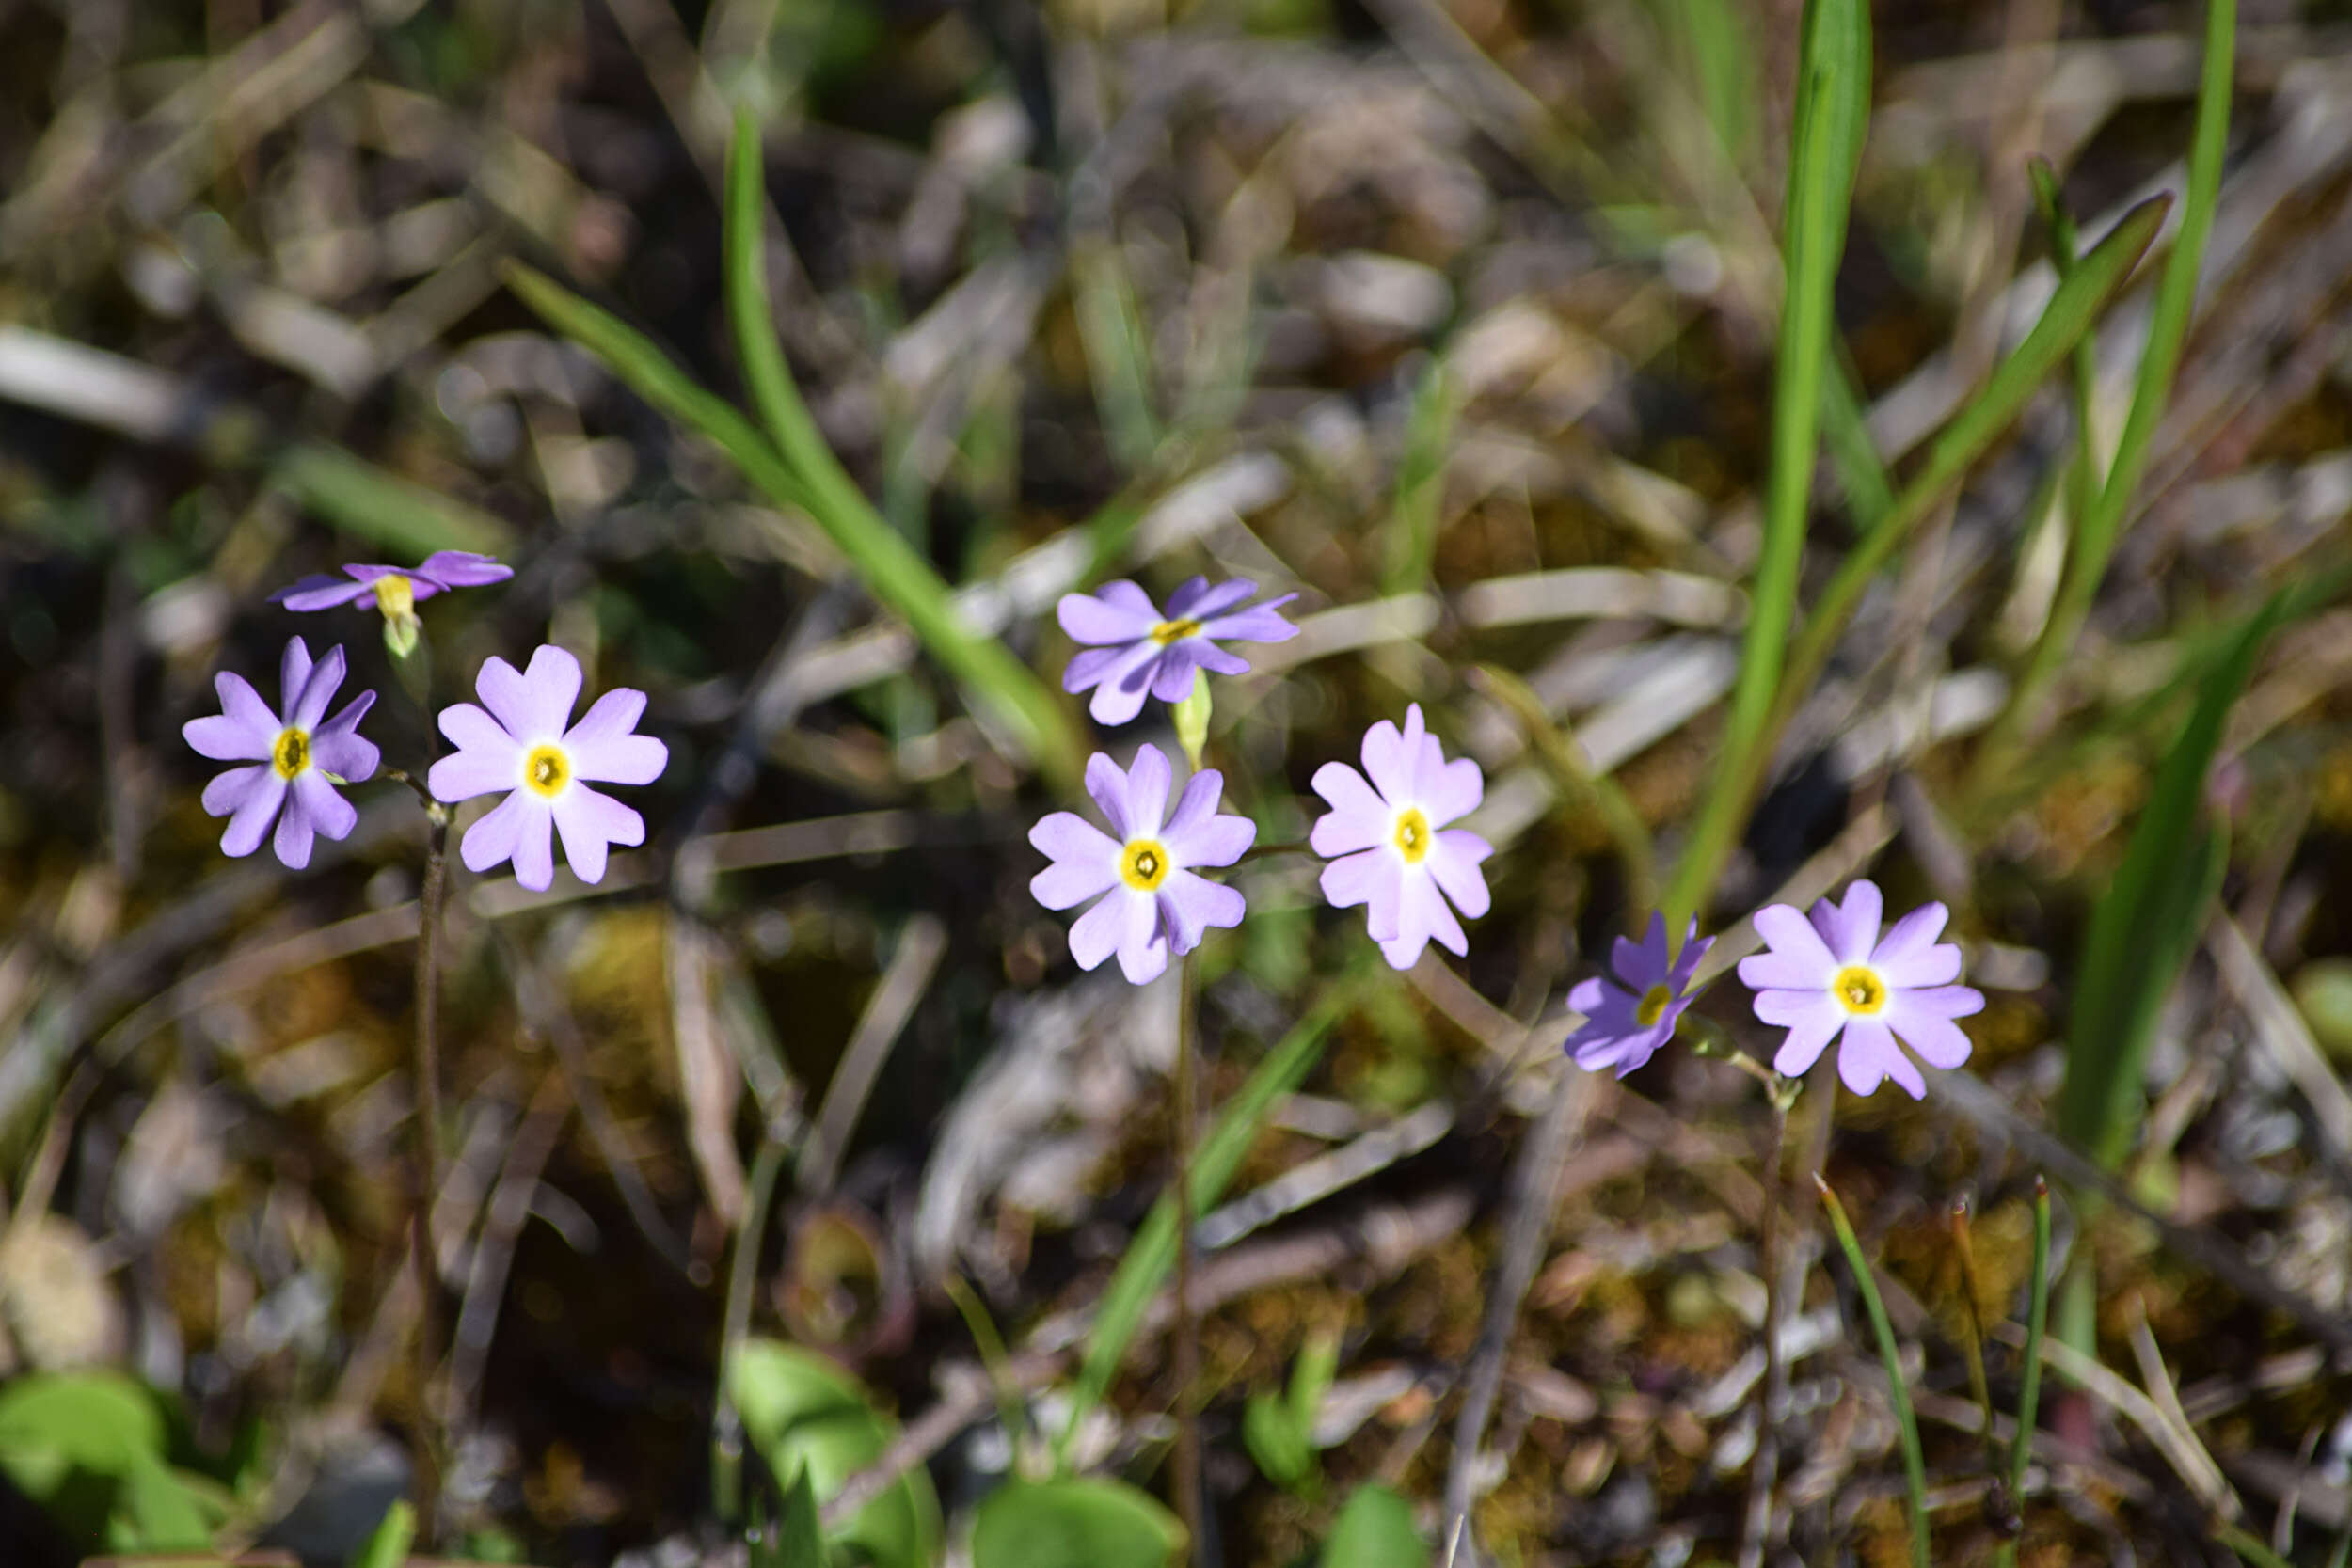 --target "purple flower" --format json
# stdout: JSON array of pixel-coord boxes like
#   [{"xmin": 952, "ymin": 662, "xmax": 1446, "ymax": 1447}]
[
  {"xmin": 427, "ymin": 645, "xmax": 668, "ymax": 892},
  {"xmin": 1565, "ymin": 913, "xmax": 1713, "ymax": 1077},
  {"xmin": 270, "ymin": 550, "xmax": 514, "ymax": 615},
  {"xmin": 182, "ymin": 637, "xmax": 379, "ymax": 869},
  {"xmin": 1028, "ymin": 744, "xmax": 1255, "ymax": 983},
  {"xmin": 1057, "ymin": 577, "xmax": 1298, "ymax": 726},
  {"xmin": 1735, "ymin": 879, "xmax": 1984, "ymax": 1099},
  {"xmin": 1310, "ymin": 704, "xmax": 1492, "ymax": 971}
]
